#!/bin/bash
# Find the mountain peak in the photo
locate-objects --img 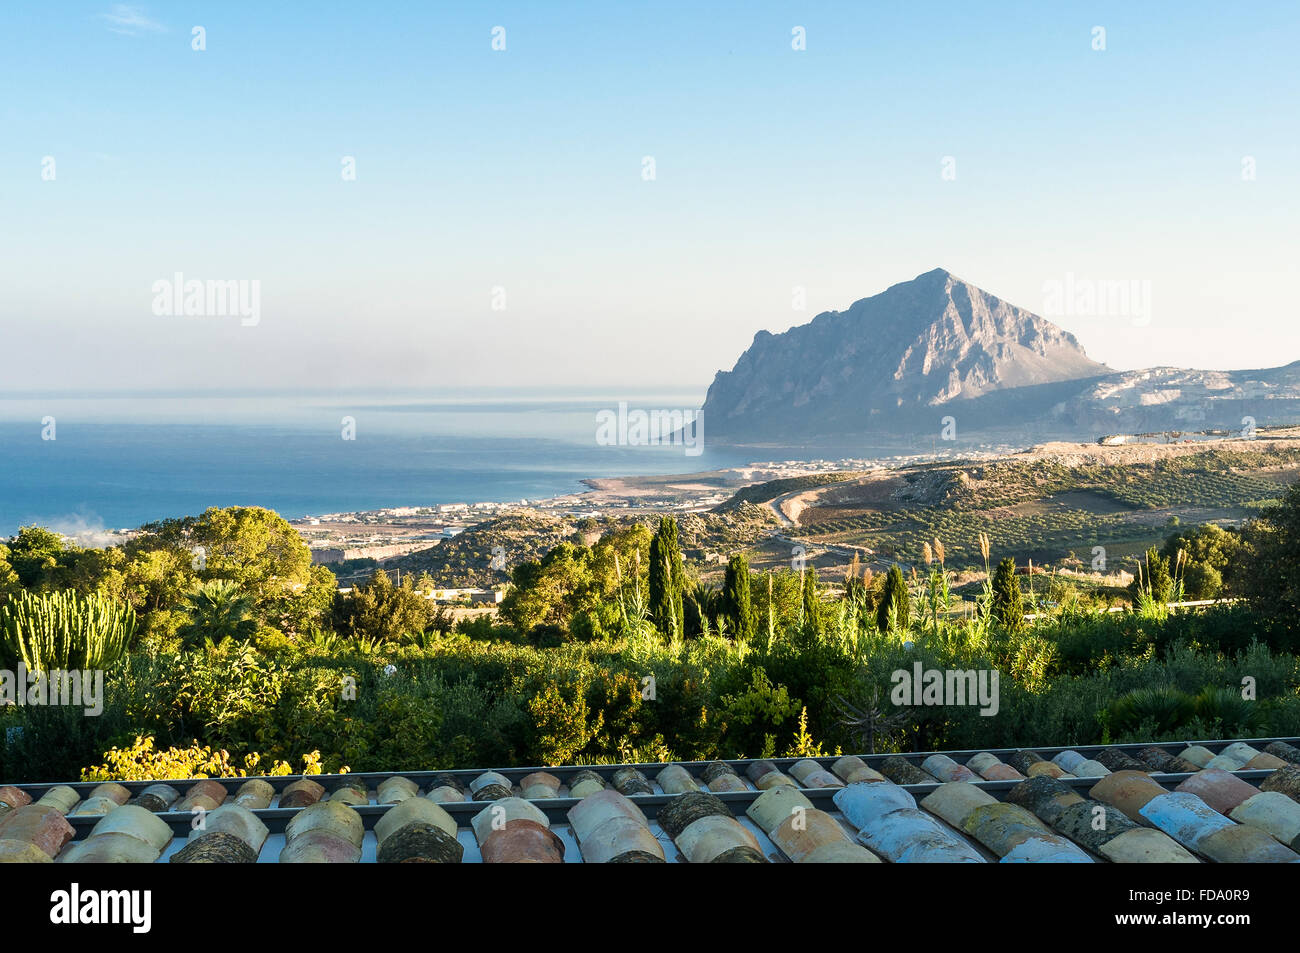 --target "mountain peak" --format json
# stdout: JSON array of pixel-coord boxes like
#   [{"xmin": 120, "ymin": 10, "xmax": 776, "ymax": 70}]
[{"xmin": 702, "ymin": 270, "xmax": 1109, "ymax": 440}]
